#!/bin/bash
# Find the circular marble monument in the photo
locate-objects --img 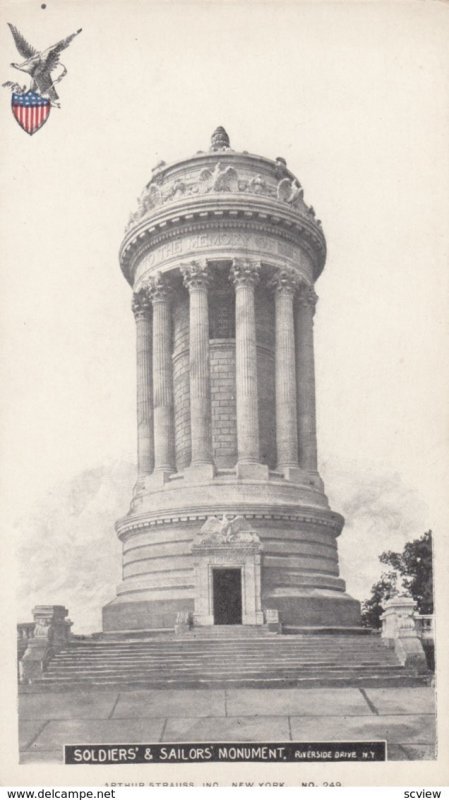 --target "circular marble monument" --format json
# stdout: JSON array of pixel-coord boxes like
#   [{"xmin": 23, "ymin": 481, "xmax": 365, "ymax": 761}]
[{"xmin": 103, "ymin": 127, "xmax": 361, "ymax": 632}]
